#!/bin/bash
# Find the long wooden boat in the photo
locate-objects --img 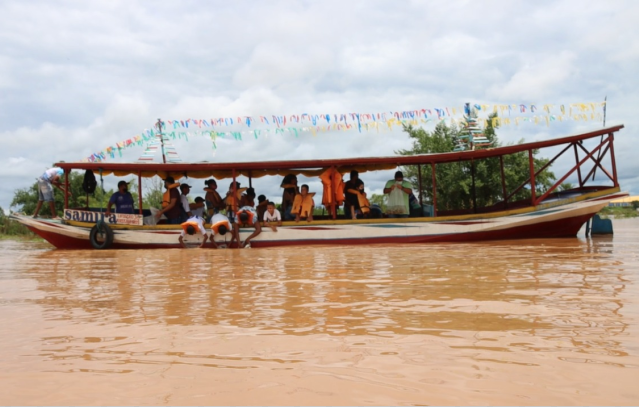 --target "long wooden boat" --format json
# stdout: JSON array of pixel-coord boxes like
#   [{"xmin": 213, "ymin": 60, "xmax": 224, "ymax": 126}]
[{"xmin": 12, "ymin": 125, "xmax": 626, "ymax": 249}]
